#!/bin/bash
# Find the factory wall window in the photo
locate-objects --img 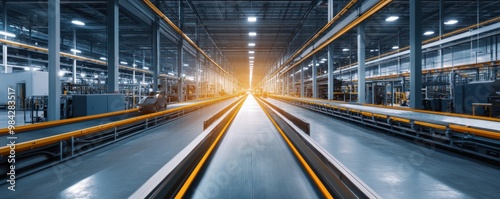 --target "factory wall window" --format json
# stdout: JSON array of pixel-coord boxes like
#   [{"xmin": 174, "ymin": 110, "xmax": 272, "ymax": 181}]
[
  {"xmin": 452, "ymin": 42, "xmax": 472, "ymax": 66},
  {"xmin": 383, "ymin": 60, "xmax": 398, "ymax": 75},
  {"xmin": 424, "ymin": 51, "xmax": 438, "ymax": 69},
  {"xmin": 400, "ymin": 58, "xmax": 410, "ymax": 73},
  {"xmin": 442, "ymin": 47, "xmax": 454, "ymax": 67},
  {"xmin": 475, "ymin": 37, "xmax": 490, "ymax": 63}
]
